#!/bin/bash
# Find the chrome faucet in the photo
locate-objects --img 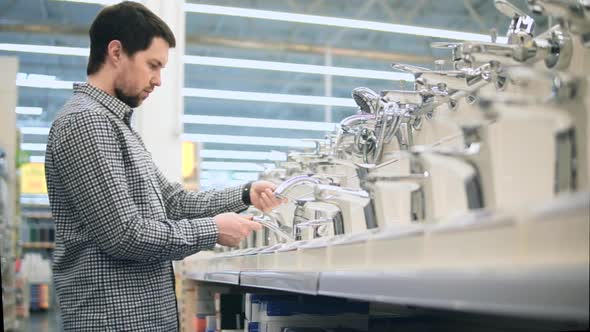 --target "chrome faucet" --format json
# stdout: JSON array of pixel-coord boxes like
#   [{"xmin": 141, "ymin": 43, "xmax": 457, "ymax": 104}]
[
  {"xmin": 431, "ymin": 0, "xmax": 574, "ymax": 69},
  {"xmin": 528, "ymin": 0, "xmax": 590, "ymax": 46},
  {"xmin": 411, "ymin": 141, "xmax": 494, "ymax": 210},
  {"xmin": 391, "ymin": 62, "xmax": 495, "ymax": 93},
  {"xmin": 477, "ymin": 71, "xmax": 580, "ymax": 193},
  {"xmin": 252, "ymin": 214, "xmax": 294, "ymax": 243},
  {"xmin": 352, "ymin": 87, "xmax": 382, "ymax": 114},
  {"xmin": 363, "ymin": 132, "xmax": 494, "ymax": 222},
  {"xmin": 365, "ymin": 171, "xmax": 432, "ymax": 222},
  {"xmin": 337, "ymin": 89, "xmax": 404, "ymax": 165},
  {"xmin": 273, "ymin": 175, "xmax": 321, "ymax": 201}
]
